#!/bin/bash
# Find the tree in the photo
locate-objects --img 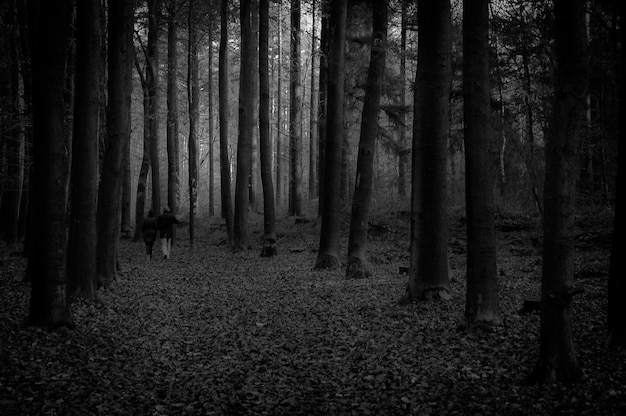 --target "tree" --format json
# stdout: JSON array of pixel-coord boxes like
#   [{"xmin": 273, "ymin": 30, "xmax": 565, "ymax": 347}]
[
  {"xmin": 402, "ymin": 0, "xmax": 452, "ymax": 302},
  {"xmin": 607, "ymin": 0, "xmax": 626, "ymax": 348},
  {"xmin": 346, "ymin": 0, "xmax": 387, "ymax": 280},
  {"xmin": 219, "ymin": 0, "xmax": 234, "ymax": 244},
  {"xmin": 314, "ymin": 0, "xmax": 347, "ymax": 270},
  {"xmin": 166, "ymin": 0, "xmax": 180, "ymax": 219},
  {"xmin": 188, "ymin": 0, "xmax": 199, "ymax": 248},
  {"xmin": 234, "ymin": 0, "xmax": 253, "ymax": 250},
  {"xmin": 288, "ymin": 0, "xmax": 303, "ymax": 217},
  {"xmin": 462, "ymin": 0, "xmax": 501, "ymax": 325},
  {"xmin": 66, "ymin": 0, "xmax": 101, "ymax": 300},
  {"xmin": 275, "ymin": 3, "xmax": 284, "ymax": 207},
  {"xmin": 208, "ymin": 9, "xmax": 216, "ymax": 217},
  {"xmin": 526, "ymin": 0, "xmax": 589, "ymax": 384},
  {"xmin": 259, "ymin": 0, "xmax": 277, "ymax": 256},
  {"xmin": 26, "ymin": 0, "xmax": 74, "ymax": 328},
  {"xmin": 147, "ymin": 0, "xmax": 162, "ymax": 216},
  {"xmin": 308, "ymin": 0, "xmax": 318, "ymax": 200},
  {"xmin": 97, "ymin": 0, "xmax": 135, "ymax": 287},
  {"xmin": 317, "ymin": 3, "xmax": 329, "ymax": 217},
  {"xmin": 397, "ymin": 0, "xmax": 408, "ymax": 199}
]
